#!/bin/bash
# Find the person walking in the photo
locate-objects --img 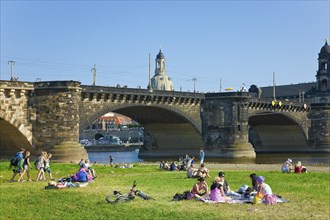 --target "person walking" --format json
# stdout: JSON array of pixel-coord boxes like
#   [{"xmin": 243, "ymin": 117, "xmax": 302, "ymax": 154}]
[{"xmin": 200, "ymin": 148, "xmax": 205, "ymax": 165}]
